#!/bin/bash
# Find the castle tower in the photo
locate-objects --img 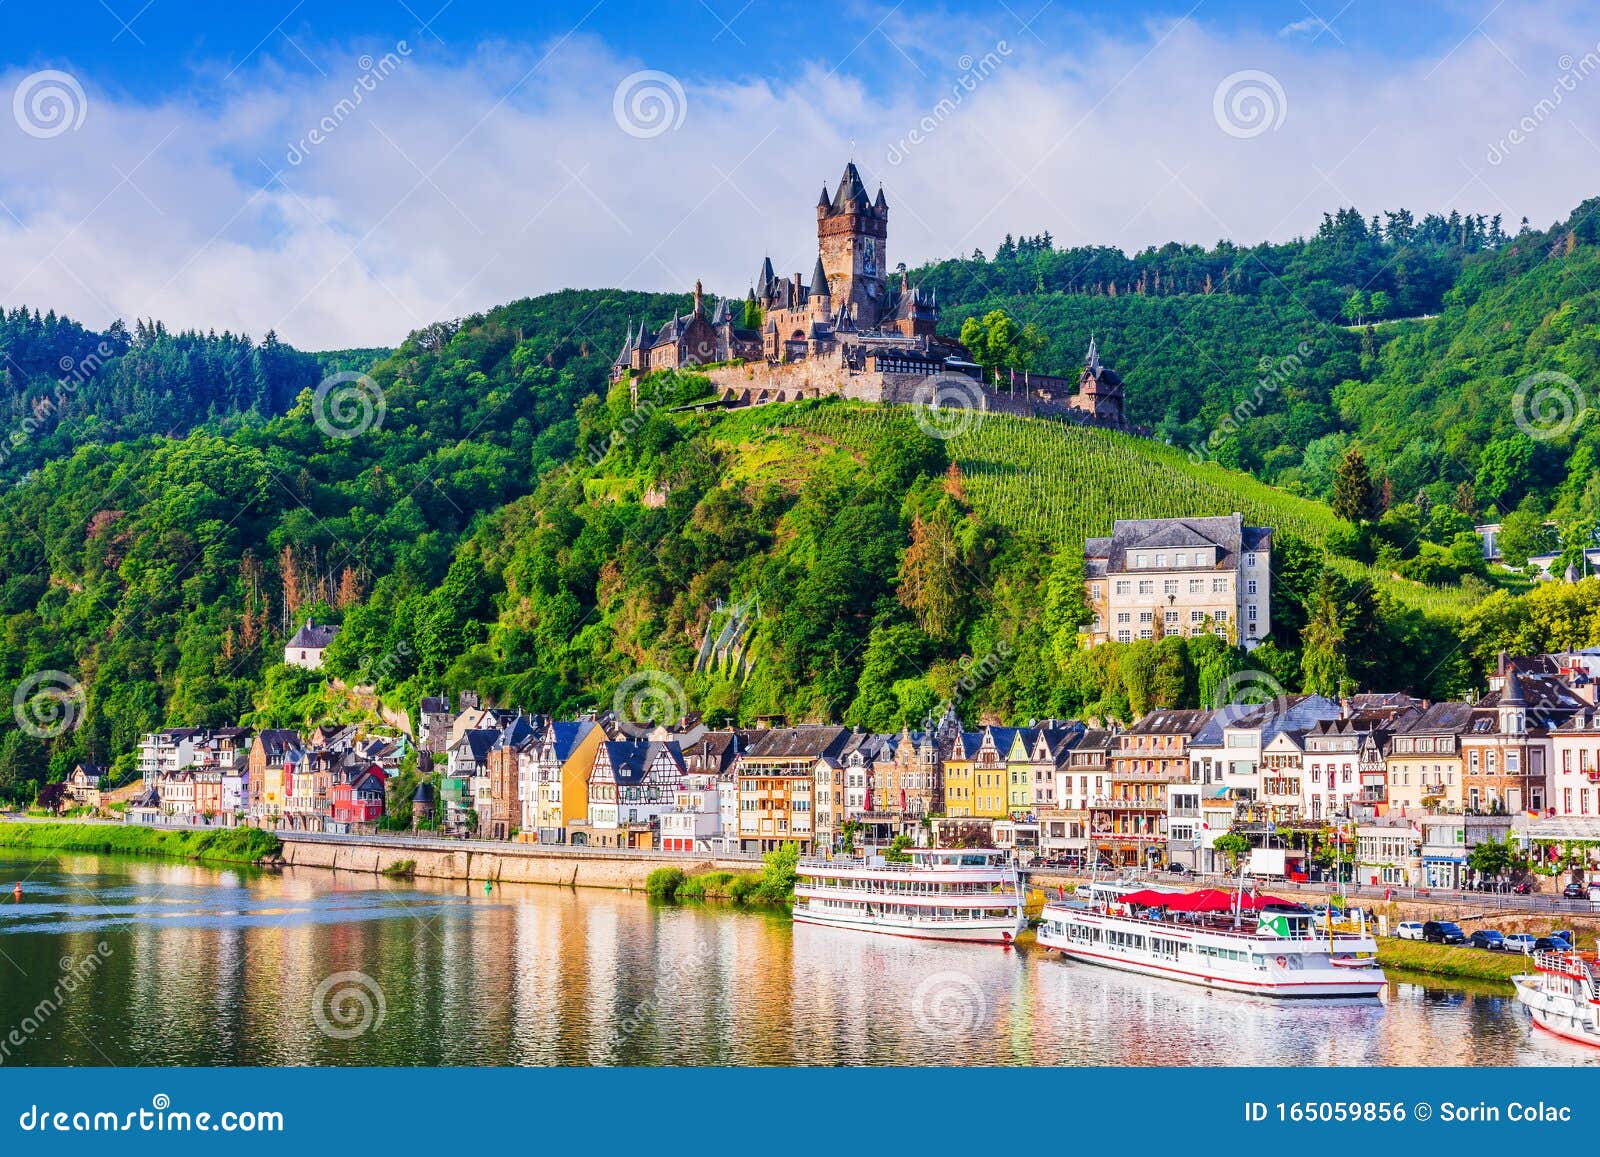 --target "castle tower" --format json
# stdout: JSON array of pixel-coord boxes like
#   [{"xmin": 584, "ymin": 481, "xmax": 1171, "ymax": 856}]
[
  {"xmin": 817, "ymin": 161, "xmax": 887, "ymax": 327},
  {"xmin": 809, "ymin": 255, "xmax": 831, "ymax": 319}
]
